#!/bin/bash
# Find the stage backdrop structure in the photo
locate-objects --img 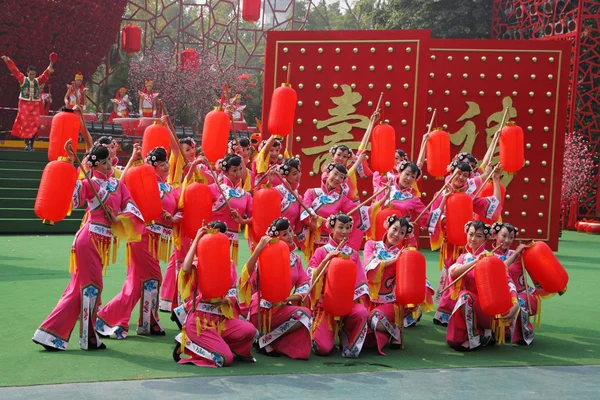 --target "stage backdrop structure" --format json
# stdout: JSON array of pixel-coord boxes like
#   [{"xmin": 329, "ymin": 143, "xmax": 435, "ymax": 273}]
[{"xmin": 262, "ymin": 30, "xmax": 570, "ymax": 250}]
